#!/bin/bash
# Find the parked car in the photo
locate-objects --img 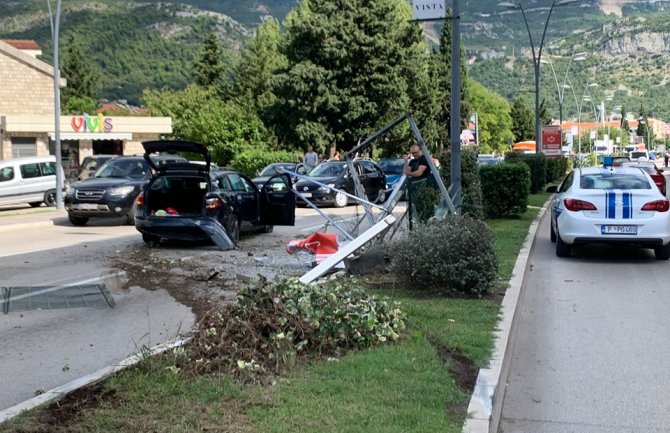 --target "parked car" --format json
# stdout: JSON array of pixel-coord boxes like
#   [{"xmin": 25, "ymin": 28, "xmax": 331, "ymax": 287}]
[
  {"xmin": 377, "ymin": 158, "xmax": 406, "ymax": 200},
  {"xmin": 0, "ymin": 155, "xmax": 66, "ymax": 207},
  {"xmin": 77, "ymin": 154, "xmax": 116, "ymax": 181},
  {"xmin": 629, "ymin": 150, "xmax": 650, "ymax": 161},
  {"xmin": 252, "ymin": 162, "xmax": 308, "ymax": 189},
  {"xmin": 134, "ymin": 141, "xmax": 293, "ymax": 245},
  {"xmin": 621, "ymin": 160, "xmax": 667, "ymax": 195},
  {"xmin": 64, "ymin": 154, "xmax": 186, "ymax": 226},
  {"xmin": 548, "ymin": 165, "xmax": 670, "ymax": 259},
  {"xmin": 209, "ymin": 167, "xmax": 295, "ymax": 241},
  {"xmin": 293, "ymin": 160, "xmax": 386, "ymax": 207},
  {"xmin": 610, "ymin": 155, "xmax": 631, "ymax": 166},
  {"xmin": 477, "ymin": 154, "xmax": 504, "ymax": 166}
]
